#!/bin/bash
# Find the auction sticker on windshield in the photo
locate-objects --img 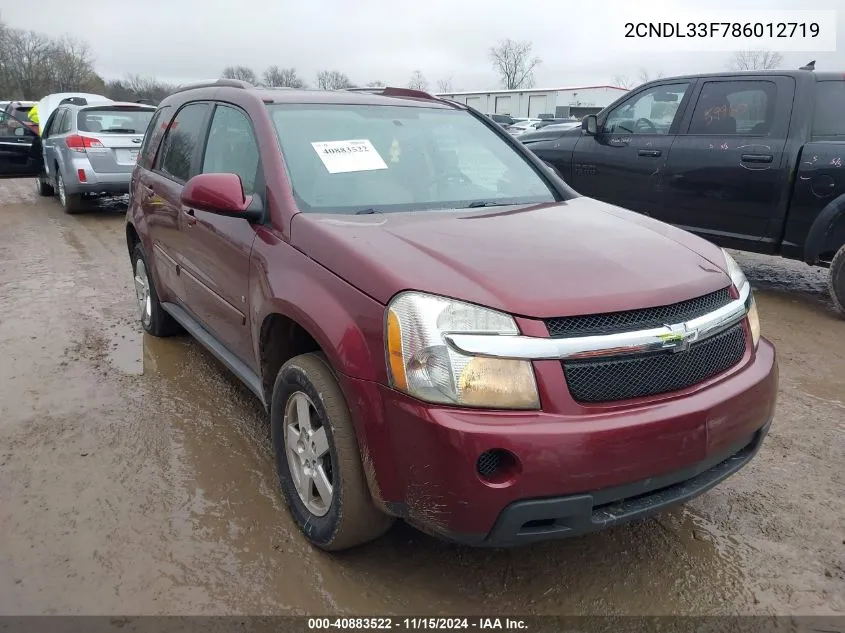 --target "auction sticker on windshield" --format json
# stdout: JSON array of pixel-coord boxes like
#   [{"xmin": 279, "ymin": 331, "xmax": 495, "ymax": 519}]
[{"xmin": 312, "ymin": 139, "xmax": 388, "ymax": 174}]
